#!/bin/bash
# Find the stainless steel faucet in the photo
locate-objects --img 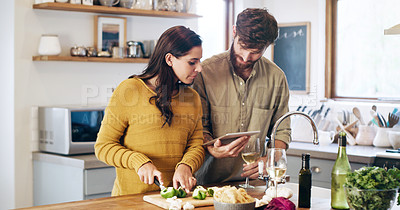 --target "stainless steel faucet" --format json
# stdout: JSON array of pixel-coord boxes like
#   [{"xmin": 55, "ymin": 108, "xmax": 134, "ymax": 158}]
[
  {"xmin": 270, "ymin": 111, "xmax": 319, "ymax": 148},
  {"xmin": 259, "ymin": 111, "xmax": 319, "ymax": 190}
]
